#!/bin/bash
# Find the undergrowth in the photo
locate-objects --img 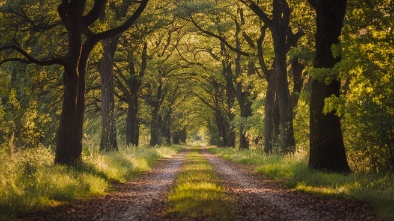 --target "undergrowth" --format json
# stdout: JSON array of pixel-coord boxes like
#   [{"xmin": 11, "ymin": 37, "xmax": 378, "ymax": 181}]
[
  {"xmin": 164, "ymin": 148, "xmax": 235, "ymax": 220},
  {"xmin": 0, "ymin": 145, "xmax": 179, "ymax": 221},
  {"xmin": 210, "ymin": 147, "xmax": 394, "ymax": 221}
]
